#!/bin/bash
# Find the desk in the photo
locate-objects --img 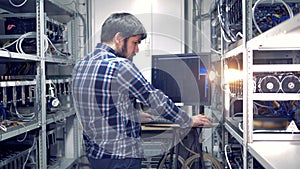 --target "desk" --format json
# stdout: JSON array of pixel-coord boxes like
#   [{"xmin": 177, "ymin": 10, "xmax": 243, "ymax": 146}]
[
  {"xmin": 142, "ymin": 124, "xmax": 216, "ymax": 169},
  {"xmin": 141, "ymin": 124, "xmax": 175, "ymax": 168}
]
